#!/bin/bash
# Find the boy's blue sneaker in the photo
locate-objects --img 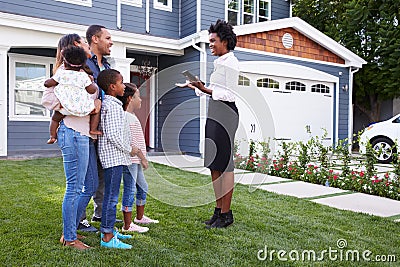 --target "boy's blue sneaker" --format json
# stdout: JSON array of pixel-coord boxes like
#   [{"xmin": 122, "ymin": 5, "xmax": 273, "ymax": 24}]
[
  {"xmin": 113, "ymin": 229, "xmax": 132, "ymax": 240},
  {"xmin": 101, "ymin": 236, "xmax": 132, "ymax": 249},
  {"xmin": 100, "ymin": 229, "xmax": 132, "ymax": 240}
]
